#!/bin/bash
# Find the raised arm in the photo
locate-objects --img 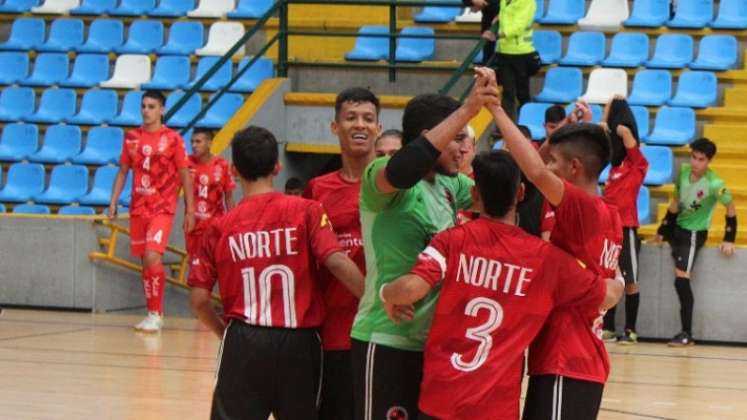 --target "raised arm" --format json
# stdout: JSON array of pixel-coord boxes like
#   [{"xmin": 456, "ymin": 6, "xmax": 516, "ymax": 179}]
[{"xmin": 323, "ymin": 252, "xmax": 365, "ymax": 298}]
